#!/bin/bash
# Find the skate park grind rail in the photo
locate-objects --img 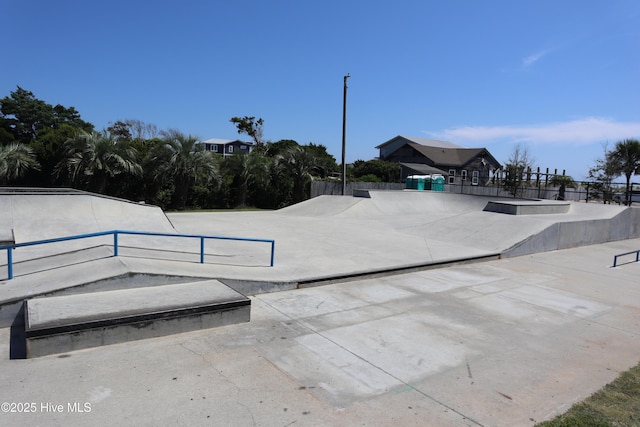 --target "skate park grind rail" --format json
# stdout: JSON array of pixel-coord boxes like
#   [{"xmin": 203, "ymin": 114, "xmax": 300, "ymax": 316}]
[
  {"xmin": 0, "ymin": 229, "xmax": 275, "ymax": 280},
  {"xmin": 613, "ymin": 248, "xmax": 640, "ymax": 267}
]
